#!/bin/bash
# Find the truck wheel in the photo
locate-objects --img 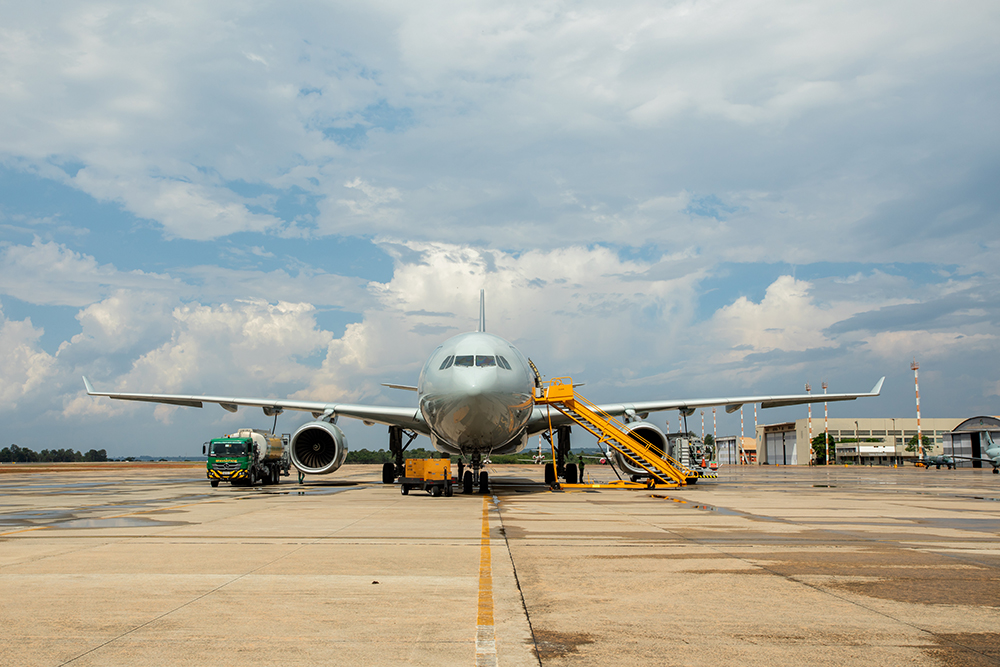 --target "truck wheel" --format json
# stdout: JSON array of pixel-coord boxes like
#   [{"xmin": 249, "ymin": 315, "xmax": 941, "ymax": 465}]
[
  {"xmin": 401, "ymin": 484, "xmax": 409, "ymax": 495},
  {"xmin": 463, "ymin": 471, "xmax": 474, "ymax": 494},
  {"xmin": 544, "ymin": 463, "xmax": 556, "ymax": 485},
  {"xmin": 382, "ymin": 462, "xmax": 396, "ymax": 484},
  {"xmin": 445, "ymin": 483, "xmax": 453, "ymax": 497},
  {"xmin": 250, "ymin": 469, "xmax": 257, "ymax": 486},
  {"xmin": 210, "ymin": 479, "xmax": 219, "ymax": 488},
  {"xmin": 430, "ymin": 485, "xmax": 442, "ymax": 497}
]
